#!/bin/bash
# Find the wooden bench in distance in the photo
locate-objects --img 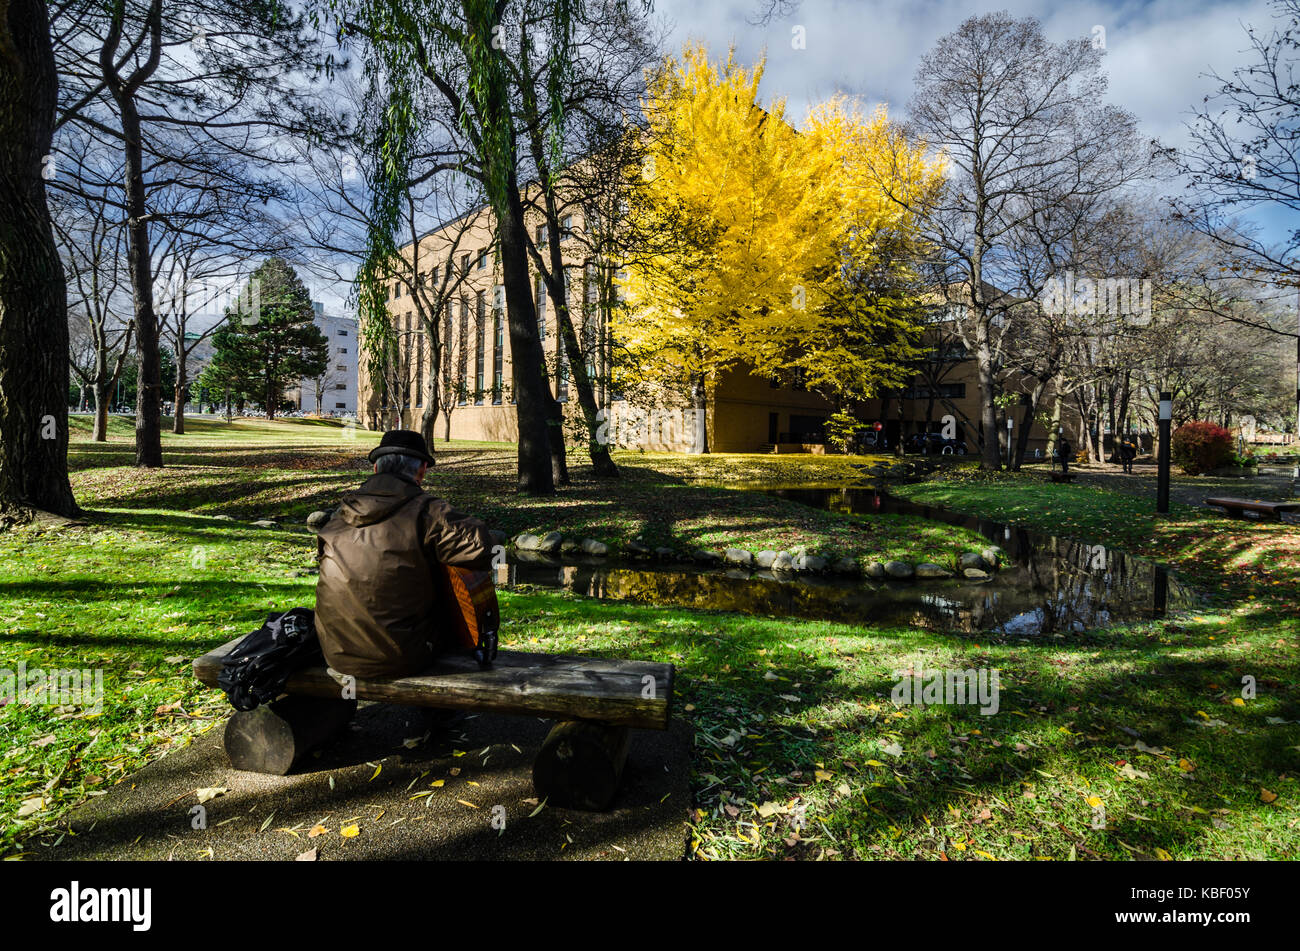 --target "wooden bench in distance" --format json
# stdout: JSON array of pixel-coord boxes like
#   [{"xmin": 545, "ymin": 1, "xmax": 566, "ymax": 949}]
[
  {"xmin": 194, "ymin": 637, "xmax": 674, "ymax": 810},
  {"xmin": 1203, "ymin": 497, "xmax": 1299, "ymax": 521}
]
